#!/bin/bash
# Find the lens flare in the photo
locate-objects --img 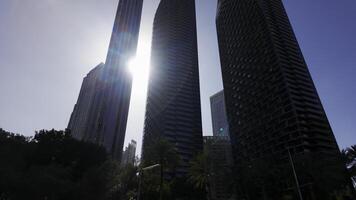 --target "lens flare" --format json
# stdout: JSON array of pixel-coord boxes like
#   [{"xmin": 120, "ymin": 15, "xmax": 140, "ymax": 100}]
[{"xmin": 127, "ymin": 39, "xmax": 151, "ymax": 98}]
